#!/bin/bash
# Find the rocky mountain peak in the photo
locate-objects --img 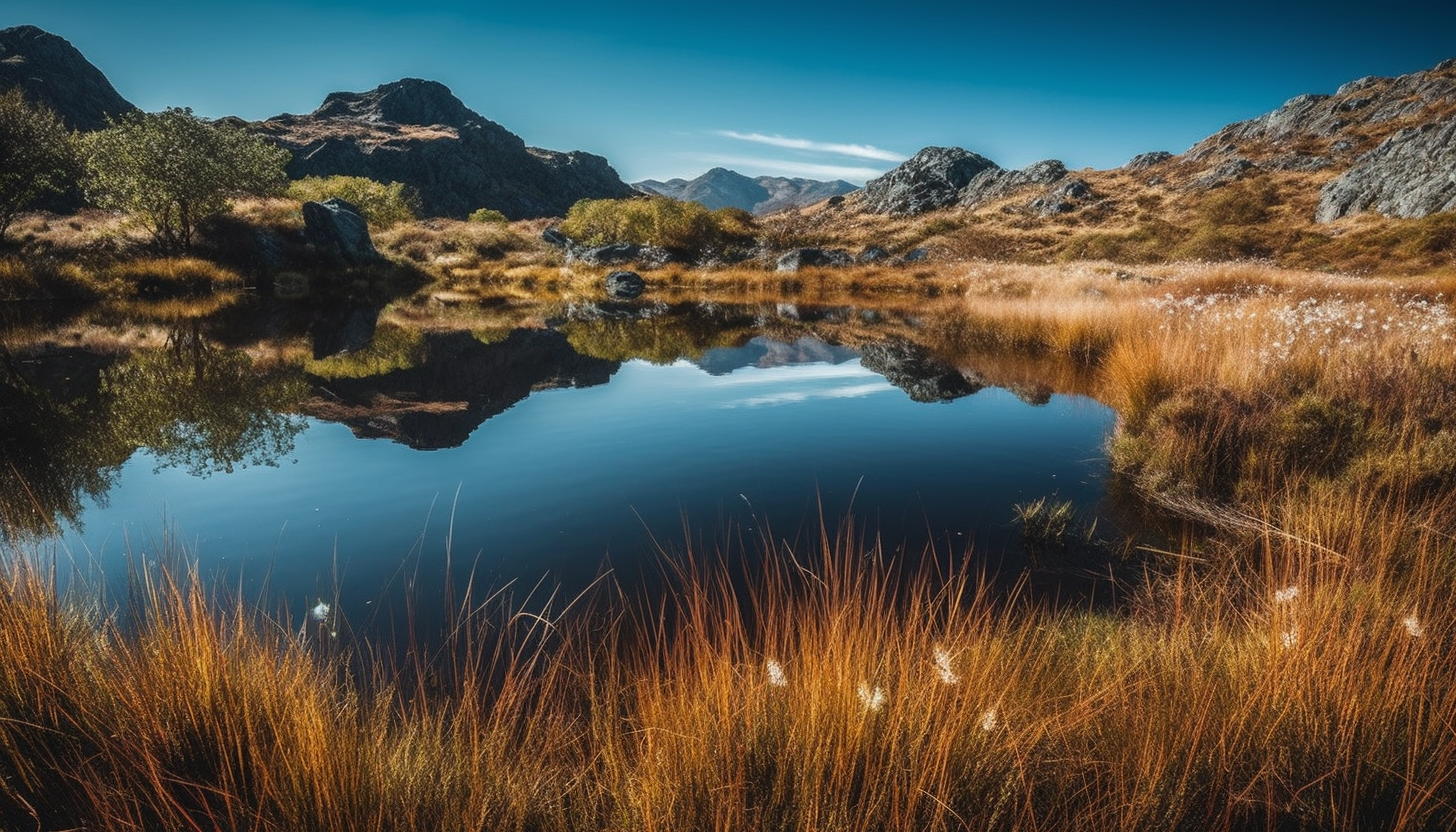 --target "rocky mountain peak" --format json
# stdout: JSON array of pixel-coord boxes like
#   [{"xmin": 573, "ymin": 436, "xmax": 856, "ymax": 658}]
[
  {"xmin": 311, "ymin": 77, "xmax": 479, "ymax": 129},
  {"xmin": 859, "ymin": 146, "xmax": 999, "ymax": 215},
  {"xmin": 0, "ymin": 24, "xmax": 136, "ymax": 131}
]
